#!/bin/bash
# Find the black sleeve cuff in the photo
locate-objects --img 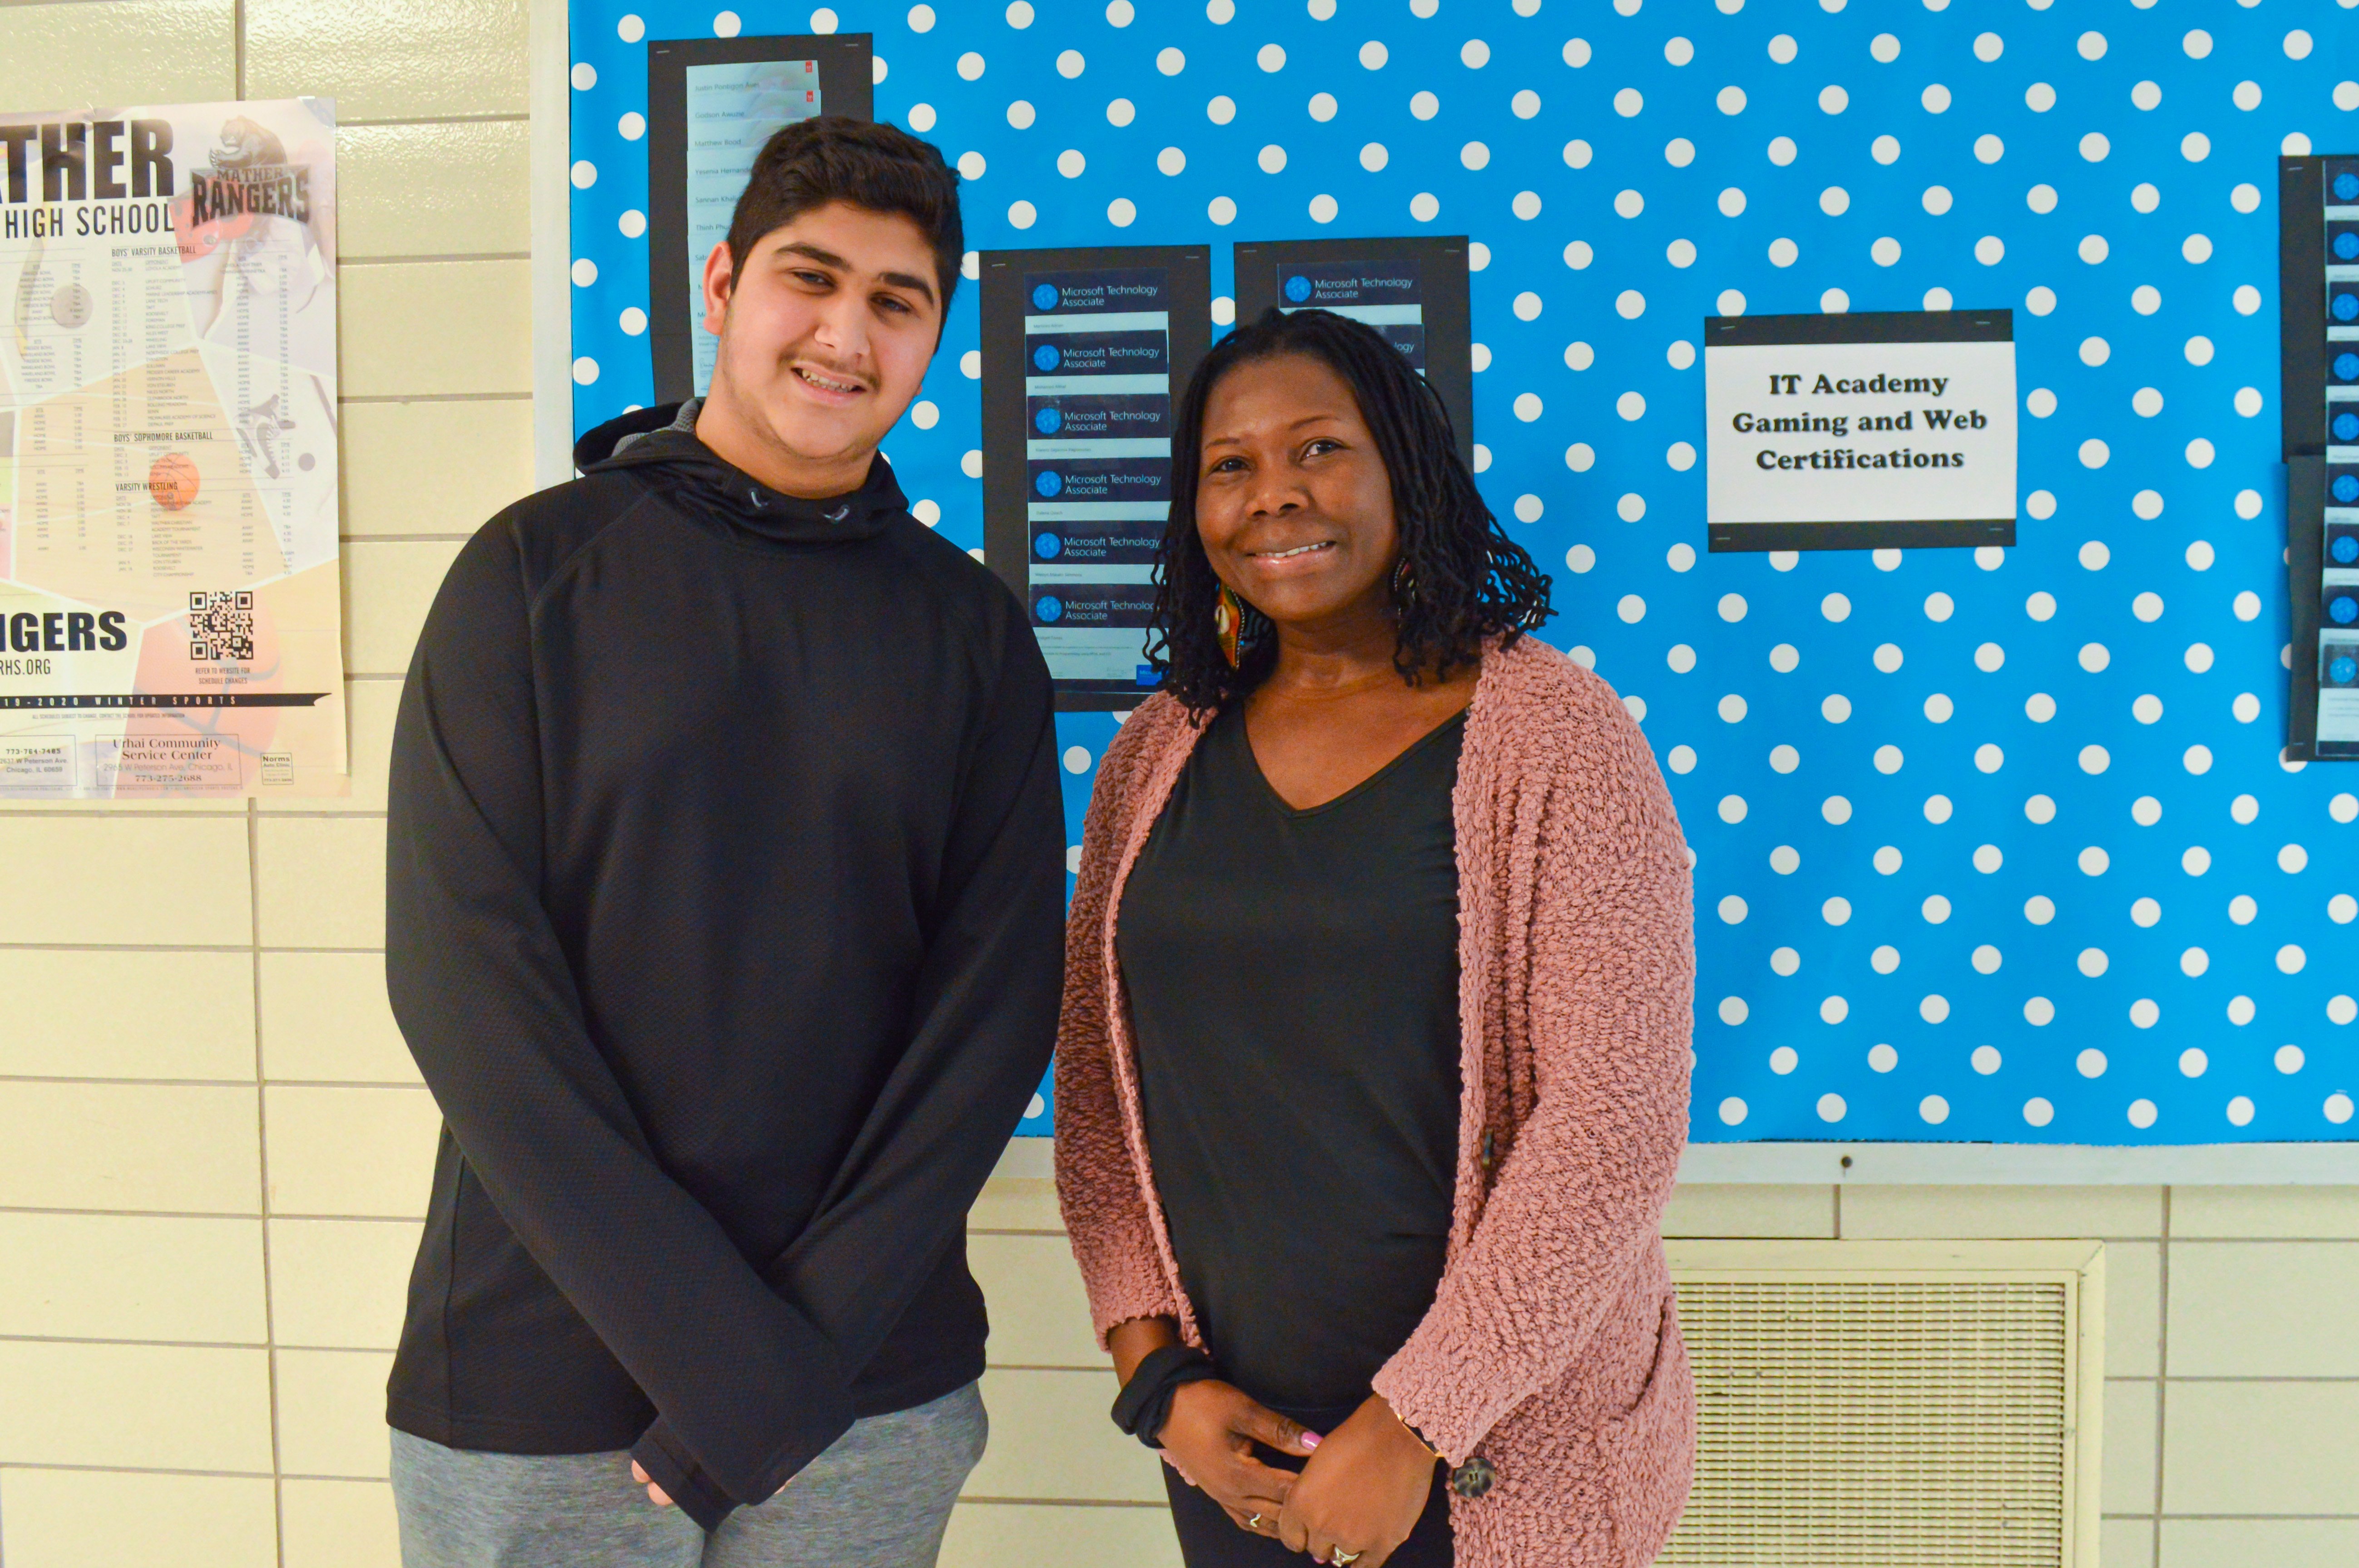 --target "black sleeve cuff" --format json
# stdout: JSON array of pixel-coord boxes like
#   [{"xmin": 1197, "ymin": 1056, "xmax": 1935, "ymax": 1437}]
[{"xmin": 630, "ymin": 1427, "xmax": 739, "ymax": 1533}]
